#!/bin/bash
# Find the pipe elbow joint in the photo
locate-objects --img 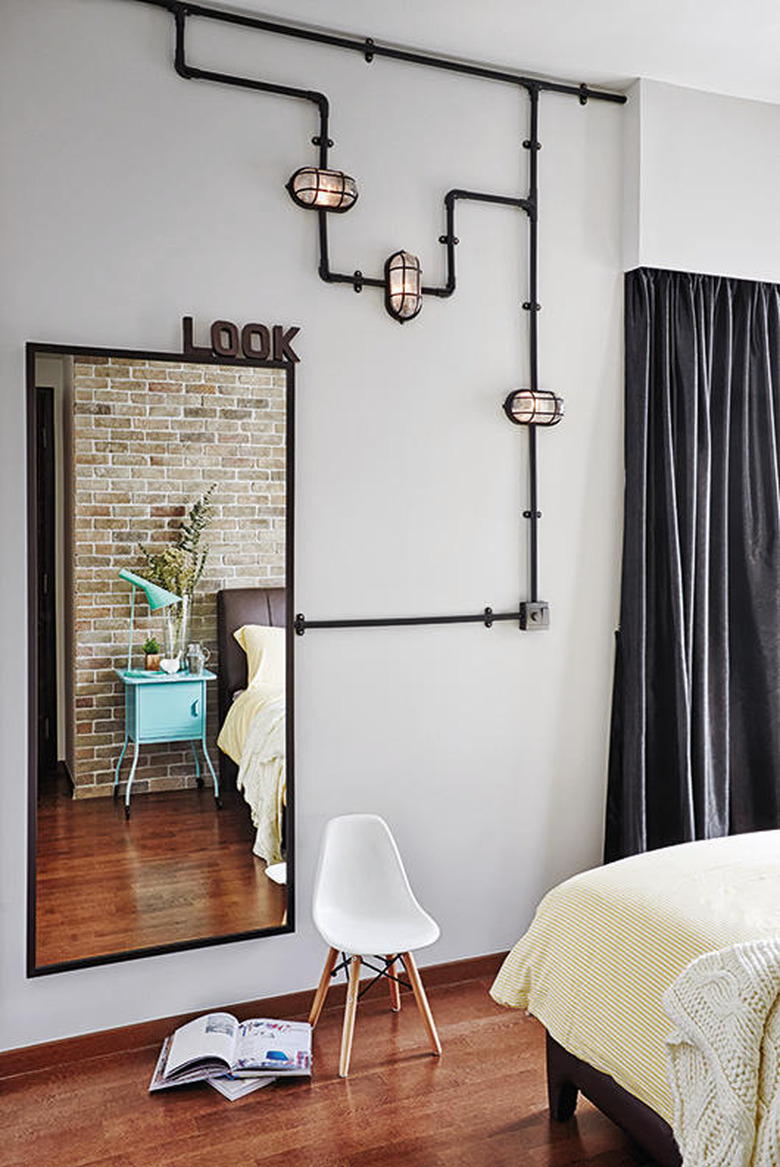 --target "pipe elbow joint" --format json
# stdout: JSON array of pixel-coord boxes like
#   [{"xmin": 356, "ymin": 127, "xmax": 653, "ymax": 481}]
[{"xmin": 309, "ymin": 91, "xmax": 330, "ymax": 117}]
